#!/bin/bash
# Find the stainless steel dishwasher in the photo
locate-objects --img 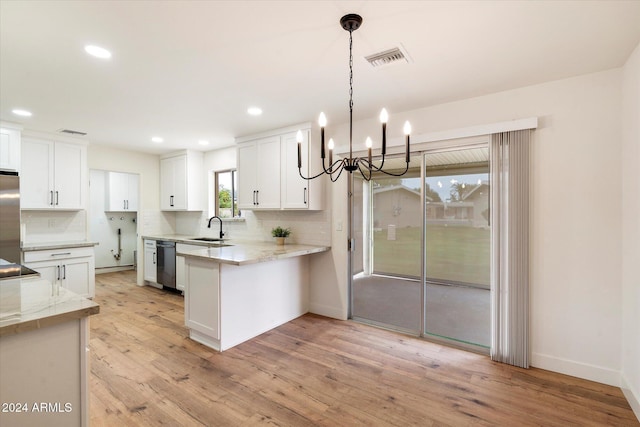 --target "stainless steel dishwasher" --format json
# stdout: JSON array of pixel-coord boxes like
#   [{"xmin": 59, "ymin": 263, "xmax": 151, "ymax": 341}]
[{"xmin": 156, "ymin": 240, "xmax": 176, "ymax": 290}]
